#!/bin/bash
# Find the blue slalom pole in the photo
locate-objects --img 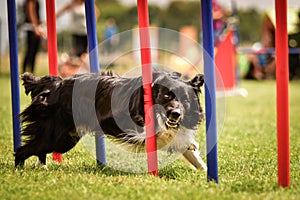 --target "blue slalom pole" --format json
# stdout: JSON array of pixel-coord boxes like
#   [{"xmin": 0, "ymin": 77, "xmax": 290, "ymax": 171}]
[
  {"xmin": 84, "ymin": 0, "xmax": 106, "ymax": 165},
  {"xmin": 7, "ymin": 0, "xmax": 21, "ymax": 152},
  {"xmin": 85, "ymin": 0, "xmax": 100, "ymax": 73},
  {"xmin": 201, "ymin": 0, "xmax": 218, "ymax": 183}
]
